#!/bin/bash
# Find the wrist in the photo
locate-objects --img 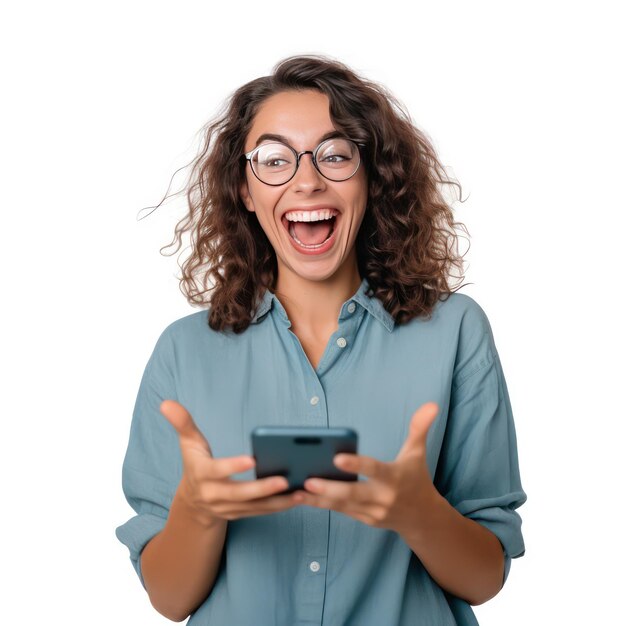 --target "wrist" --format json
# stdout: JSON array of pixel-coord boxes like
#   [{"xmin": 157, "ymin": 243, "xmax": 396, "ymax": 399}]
[
  {"xmin": 171, "ymin": 476, "xmax": 226, "ymax": 531},
  {"xmin": 396, "ymin": 483, "xmax": 445, "ymax": 546}
]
